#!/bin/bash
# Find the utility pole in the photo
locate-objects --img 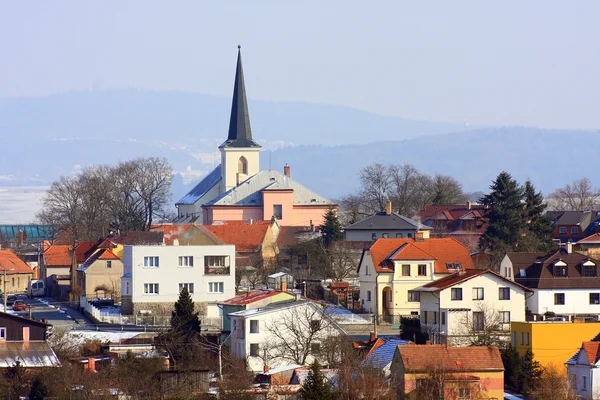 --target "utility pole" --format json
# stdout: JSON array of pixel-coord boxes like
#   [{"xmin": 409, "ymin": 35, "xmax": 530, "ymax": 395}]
[
  {"xmin": 372, "ymin": 313, "xmax": 378, "ymax": 338},
  {"xmin": 28, "ymin": 304, "xmax": 32, "ymax": 319},
  {"xmin": 2, "ymin": 268, "xmax": 6, "ymax": 312}
]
